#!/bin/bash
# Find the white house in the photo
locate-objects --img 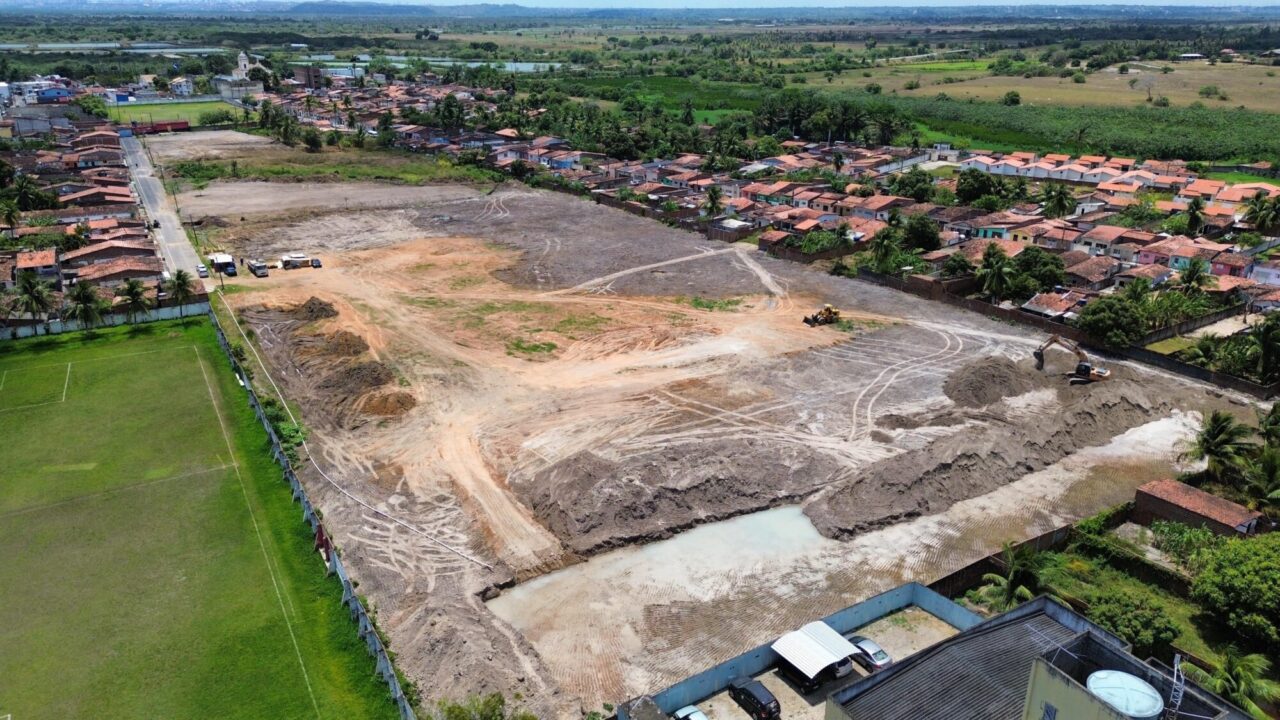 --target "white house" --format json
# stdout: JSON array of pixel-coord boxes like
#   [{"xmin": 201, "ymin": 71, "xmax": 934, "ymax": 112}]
[
  {"xmin": 169, "ymin": 76, "xmax": 194, "ymax": 96},
  {"xmin": 1250, "ymin": 259, "xmax": 1280, "ymax": 287}
]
